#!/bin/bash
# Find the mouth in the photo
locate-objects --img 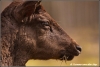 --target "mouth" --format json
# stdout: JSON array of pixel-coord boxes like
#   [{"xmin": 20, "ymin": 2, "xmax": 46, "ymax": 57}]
[
  {"xmin": 59, "ymin": 49, "xmax": 81, "ymax": 61},
  {"xmin": 60, "ymin": 55, "xmax": 74, "ymax": 61}
]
